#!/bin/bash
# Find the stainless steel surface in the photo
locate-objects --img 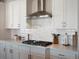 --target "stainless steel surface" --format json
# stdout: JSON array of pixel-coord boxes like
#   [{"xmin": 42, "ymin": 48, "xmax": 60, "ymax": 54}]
[
  {"xmin": 28, "ymin": 0, "xmax": 52, "ymax": 18},
  {"xmin": 0, "ymin": 0, "xmax": 4, "ymax": 2},
  {"xmin": 28, "ymin": 34, "xmax": 30, "ymax": 40}
]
